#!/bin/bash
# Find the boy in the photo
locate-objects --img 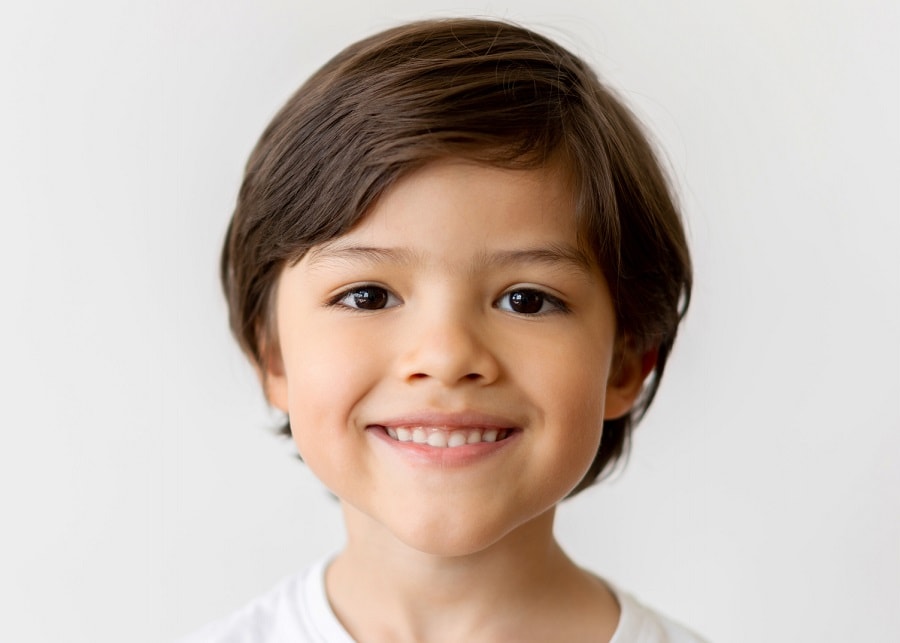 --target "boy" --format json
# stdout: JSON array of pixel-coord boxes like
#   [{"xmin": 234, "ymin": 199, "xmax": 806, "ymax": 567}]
[{"xmin": 185, "ymin": 17, "xmax": 703, "ymax": 642}]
